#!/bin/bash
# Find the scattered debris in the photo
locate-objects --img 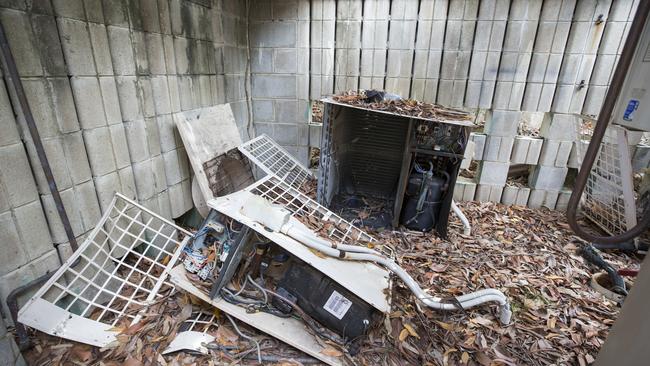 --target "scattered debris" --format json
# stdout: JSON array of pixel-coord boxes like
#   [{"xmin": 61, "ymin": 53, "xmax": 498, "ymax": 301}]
[
  {"xmin": 332, "ymin": 90, "xmax": 472, "ymax": 122},
  {"xmin": 16, "ymin": 105, "xmax": 641, "ymax": 366},
  {"xmin": 22, "ymin": 201, "xmax": 638, "ymax": 365}
]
